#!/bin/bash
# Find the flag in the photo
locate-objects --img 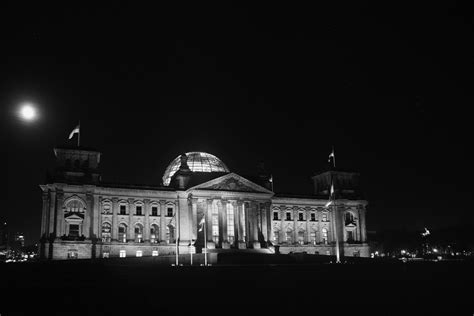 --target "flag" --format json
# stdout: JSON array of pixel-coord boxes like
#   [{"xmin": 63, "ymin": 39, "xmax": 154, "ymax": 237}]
[
  {"xmin": 198, "ymin": 215, "xmax": 205, "ymax": 232},
  {"xmin": 269, "ymin": 175, "xmax": 273, "ymax": 183},
  {"xmin": 68, "ymin": 125, "xmax": 80, "ymax": 139},
  {"xmin": 328, "ymin": 147, "xmax": 335, "ymax": 164}
]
